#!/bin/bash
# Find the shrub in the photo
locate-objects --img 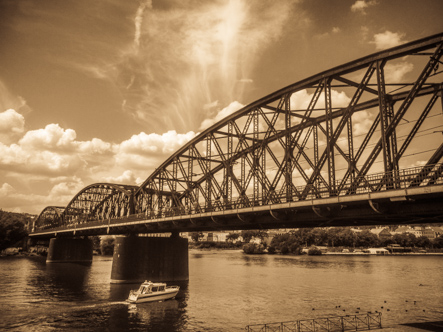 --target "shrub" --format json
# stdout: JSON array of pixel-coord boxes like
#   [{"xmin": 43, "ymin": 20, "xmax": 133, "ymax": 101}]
[
  {"xmin": 243, "ymin": 243, "xmax": 265, "ymax": 254},
  {"xmin": 280, "ymin": 245, "xmax": 289, "ymax": 254},
  {"xmin": 267, "ymin": 245, "xmax": 276, "ymax": 254},
  {"xmin": 307, "ymin": 247, "xmax": 322, "ymax": 255}
]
